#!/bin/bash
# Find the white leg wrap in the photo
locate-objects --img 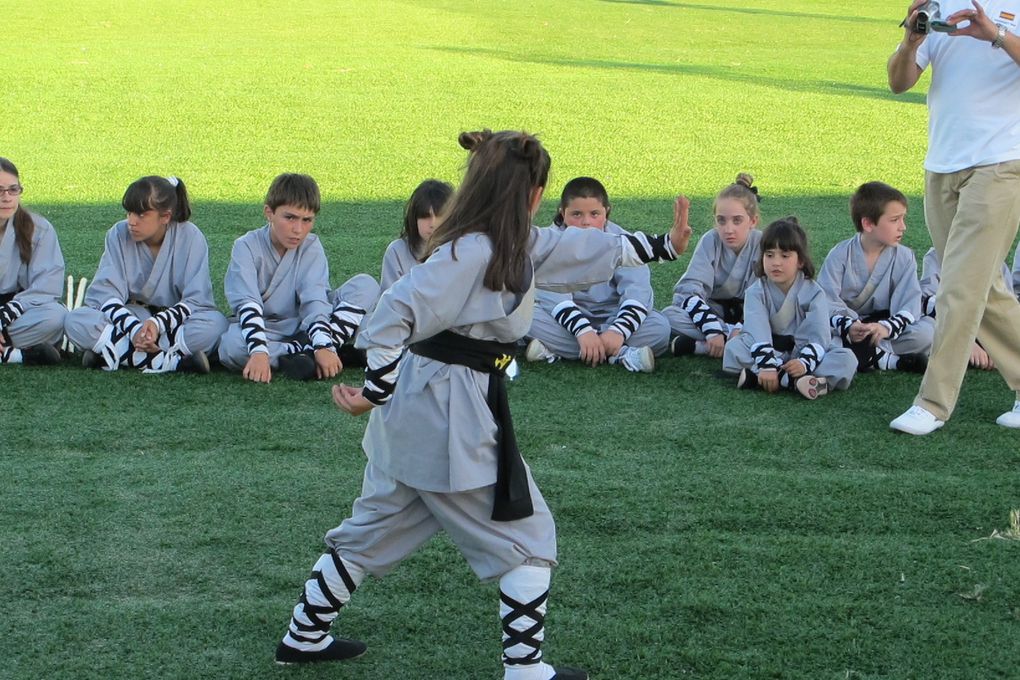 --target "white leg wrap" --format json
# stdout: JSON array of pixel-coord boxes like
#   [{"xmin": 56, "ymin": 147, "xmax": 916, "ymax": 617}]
[
  {"xmin": 282, "ymin": 552, "xmax": 365, "ymax": 652},
  {"xmin": 500, "ymin": 565, "xmax": 555, "ymax": 680}
]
